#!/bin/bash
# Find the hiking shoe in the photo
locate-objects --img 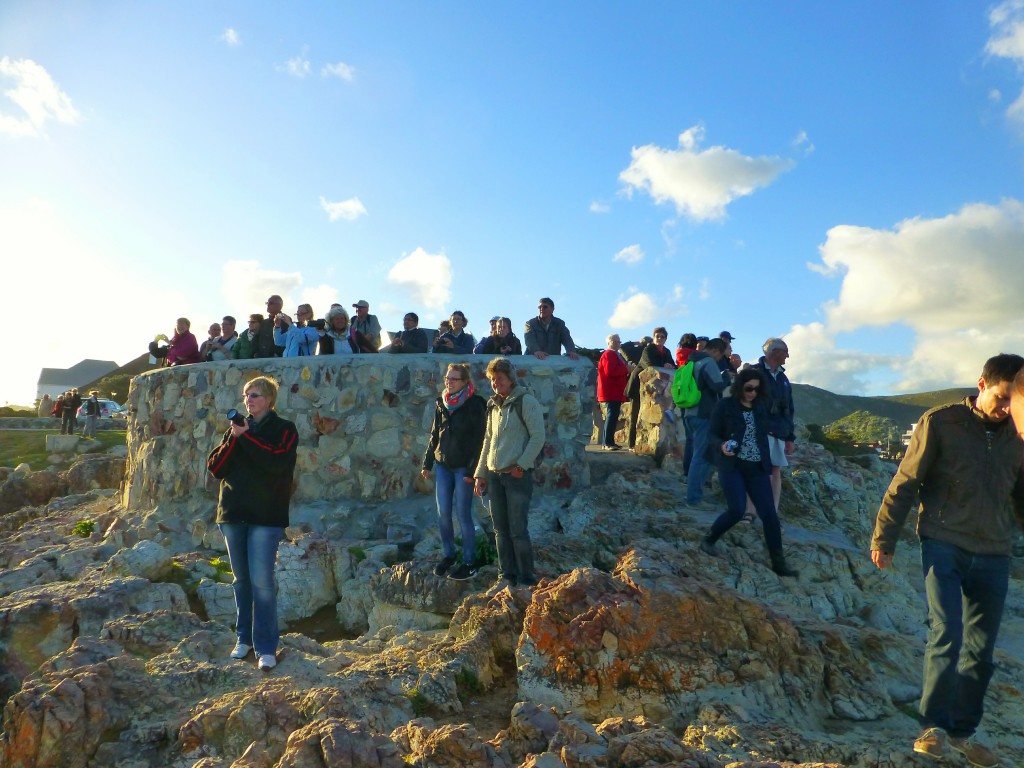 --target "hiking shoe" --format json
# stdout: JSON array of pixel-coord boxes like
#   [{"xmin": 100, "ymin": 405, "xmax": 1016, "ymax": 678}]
[
  {"xmin": 699, "ymin": 538, "xmax": 718, "ymax": 556},
  {"xmin": 257, "ymin": 653, "xmax": 277, "ymax": 671},
  {"xmin": 949, "ymin": 736, "xmax": 999, "ymax": 768},
  {"xmin": 447, "ymin": 563, "xmax": 477, "ymax": 581},
  {"xmin": 914, "ymin": 727, "xmax": 947, "ymax": 759},
  {"xmin": 229, "ymin": 642, "xmax": 251, "ymax": 660},
  {"xmin": 518, "ymin": 575, "xmax": 539, "ymax": 588},
  {"xmin": 433, "ymin": 555, "xmax": 456, "ymax": 576}
]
